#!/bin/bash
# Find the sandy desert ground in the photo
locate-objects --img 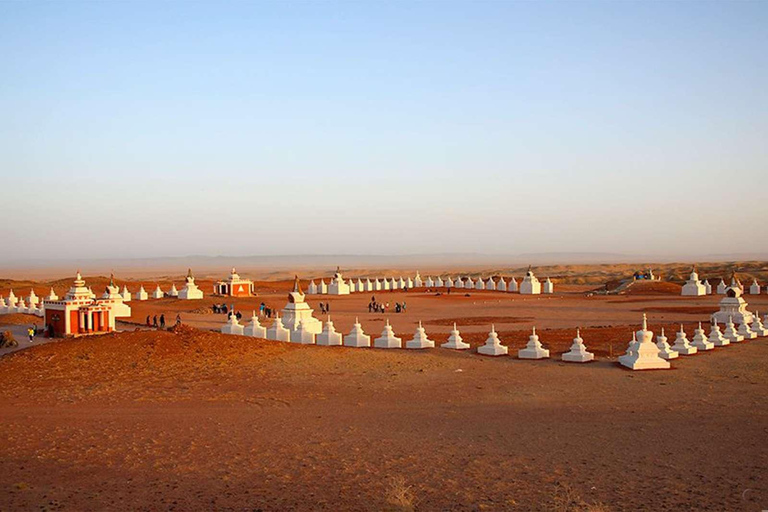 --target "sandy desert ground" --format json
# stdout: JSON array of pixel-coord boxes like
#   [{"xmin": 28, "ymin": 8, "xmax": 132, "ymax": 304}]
[{"xmin": 1, "ymin": 264, "xmax": 767, "ymax": 511}]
